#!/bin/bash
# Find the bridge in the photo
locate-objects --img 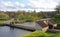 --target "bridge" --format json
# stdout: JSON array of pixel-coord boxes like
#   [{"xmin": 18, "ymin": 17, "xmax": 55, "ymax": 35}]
[
  {"xmin": 3, "ymin": 18, "xmax": 35, "ymax": 31},
  {"xmin": 3, "ymin": 19, "xmax": 60, "ymax": 32}
]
